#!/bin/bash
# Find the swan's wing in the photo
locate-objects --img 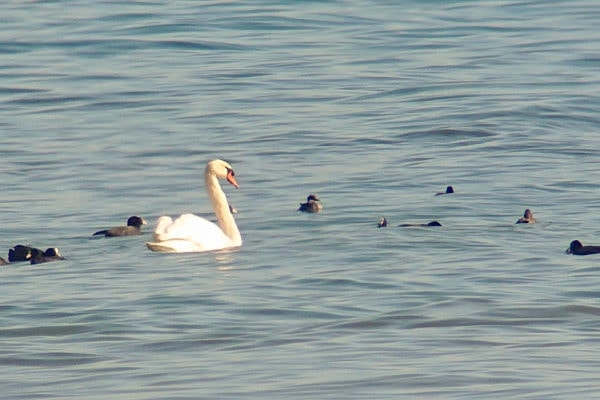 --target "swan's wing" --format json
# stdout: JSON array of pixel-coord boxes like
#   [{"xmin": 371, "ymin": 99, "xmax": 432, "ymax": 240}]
[{"xmin": 153, "ymin": 213, "xmax": 231, "ymax": 251}]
